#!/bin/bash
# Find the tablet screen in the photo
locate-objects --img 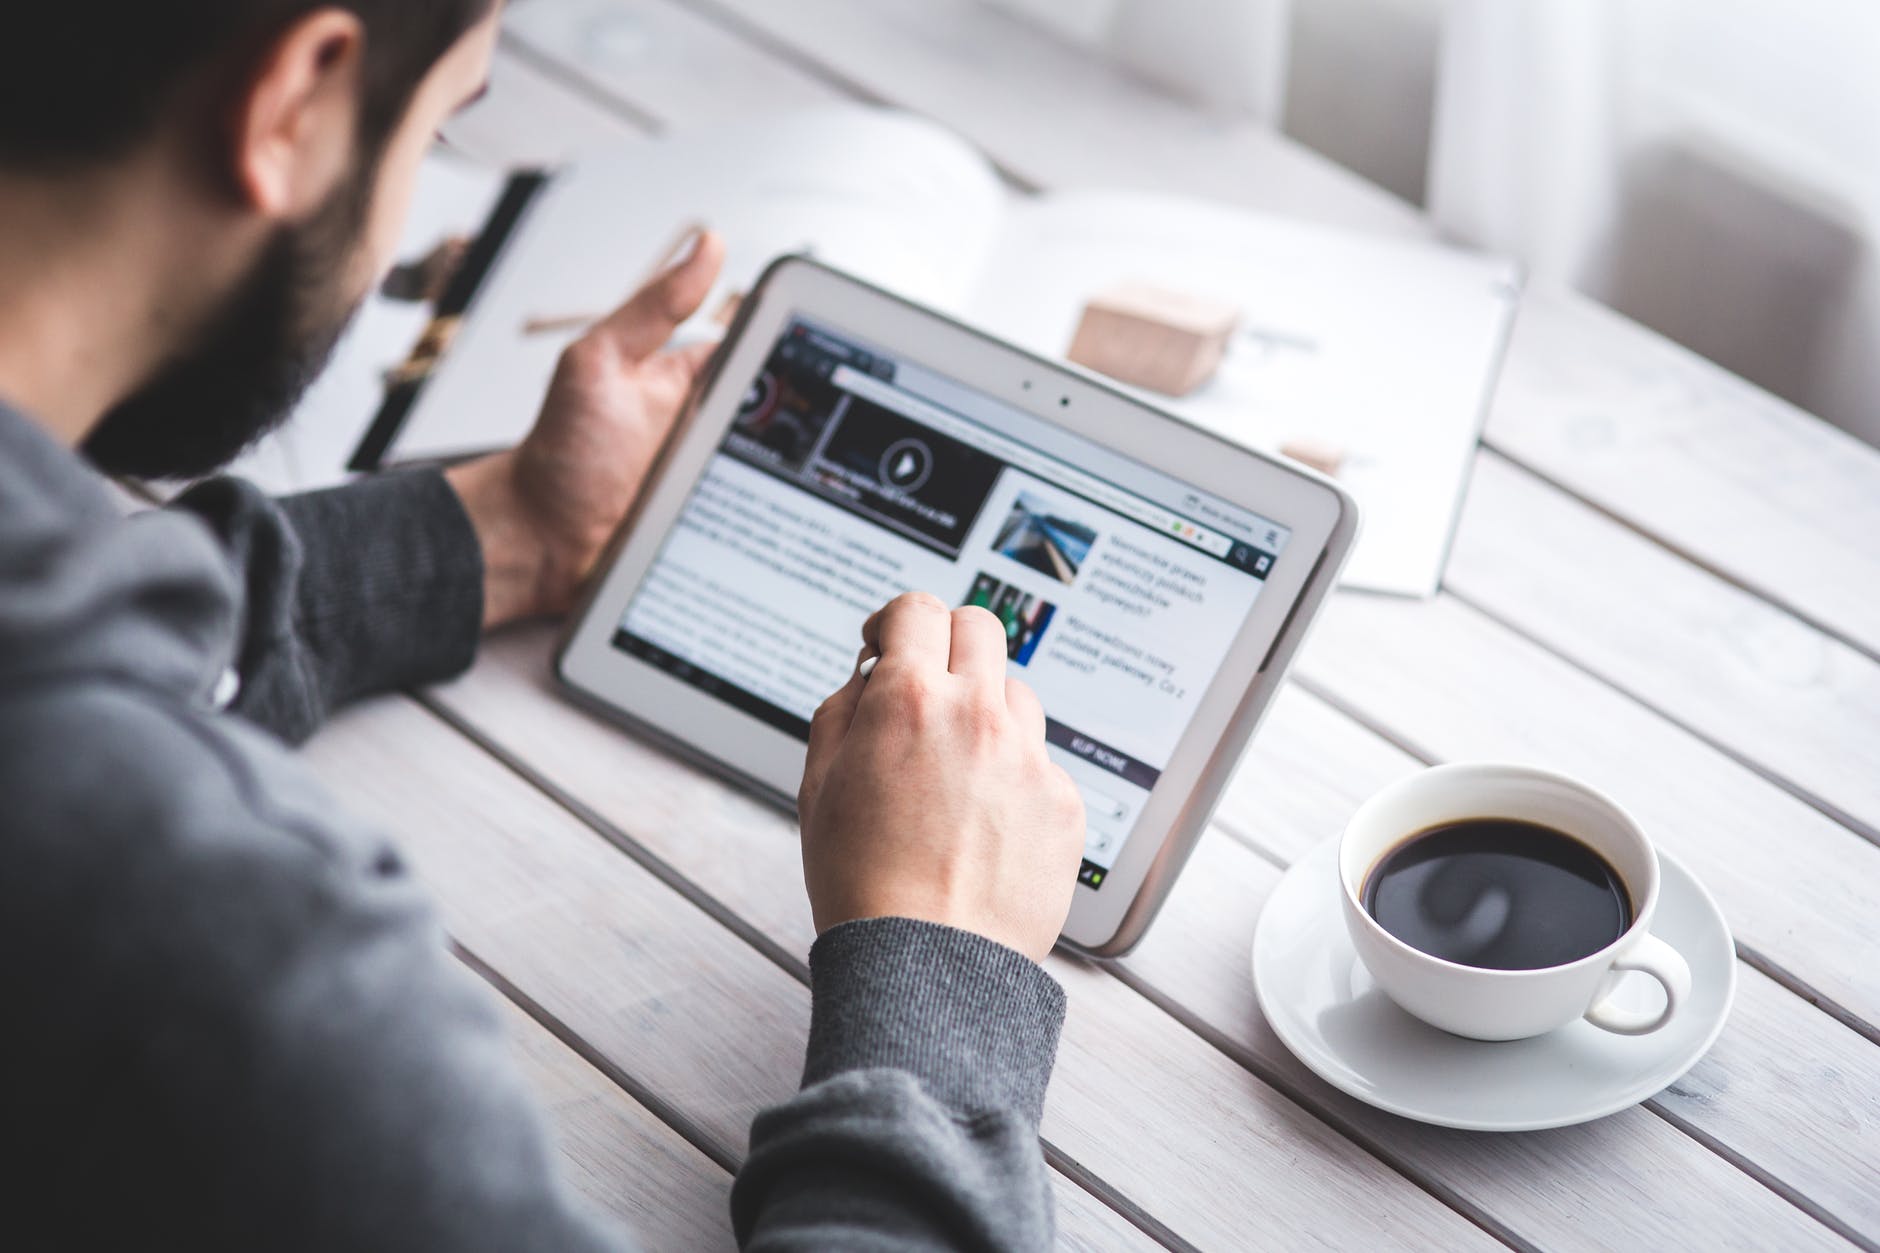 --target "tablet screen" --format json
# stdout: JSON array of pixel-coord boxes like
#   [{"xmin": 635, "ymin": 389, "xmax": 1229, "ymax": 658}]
[{"xmin": 614, "ymin": 315, "xmax": 1290, "ymax": 889}]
